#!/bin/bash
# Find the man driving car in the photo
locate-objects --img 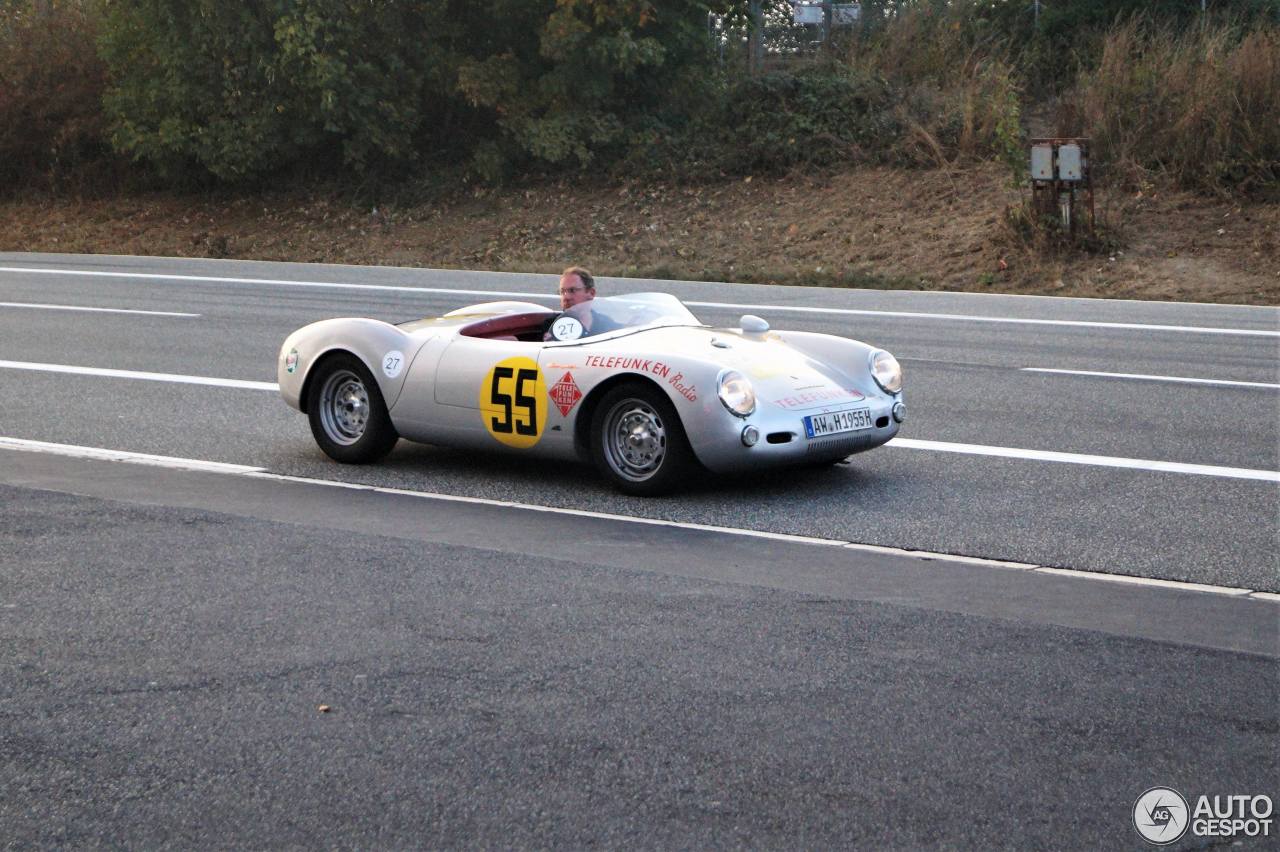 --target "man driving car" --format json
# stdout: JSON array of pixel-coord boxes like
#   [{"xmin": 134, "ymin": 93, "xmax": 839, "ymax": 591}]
[
  {"xmin": 558, "ymin": 266, "xmax": 595, "ymax": 310},
  {"xmin": 548, "ymin": 266, "xmax": 619, "ymax": 339}
]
